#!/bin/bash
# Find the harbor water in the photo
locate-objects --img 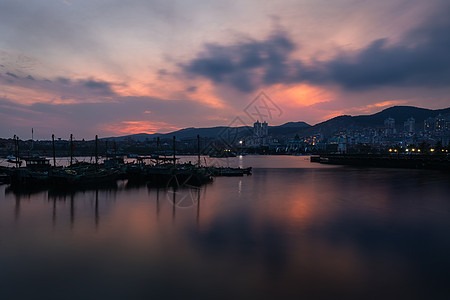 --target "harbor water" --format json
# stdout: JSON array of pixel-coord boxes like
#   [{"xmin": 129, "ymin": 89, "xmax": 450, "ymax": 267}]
[{"xmin": 1, "ymin": 155, "xmax": 449, "ymax": 299}]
